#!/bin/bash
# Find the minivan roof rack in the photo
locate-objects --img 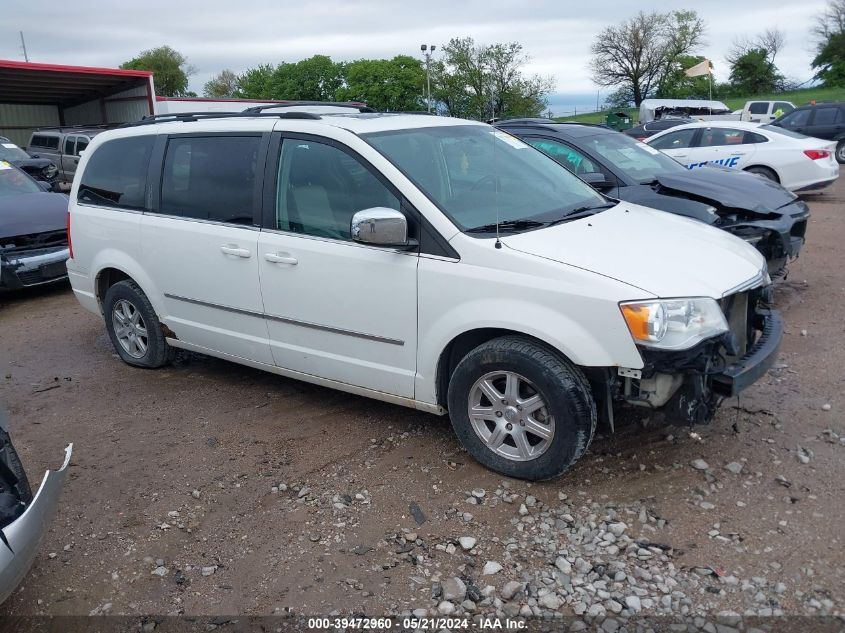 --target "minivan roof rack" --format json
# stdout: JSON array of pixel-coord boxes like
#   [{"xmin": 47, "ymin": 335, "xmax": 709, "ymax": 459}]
[
  {"xmin": 34, "ymin": 123, "xmax": 117, "ymax": 132},
  {"xmin": 242, "ymin": 101, "xmax": 375, "ymax": 114},
  {"xmin": 120, "ymin": 111, "xmax": 323, "ymax": 127}
]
